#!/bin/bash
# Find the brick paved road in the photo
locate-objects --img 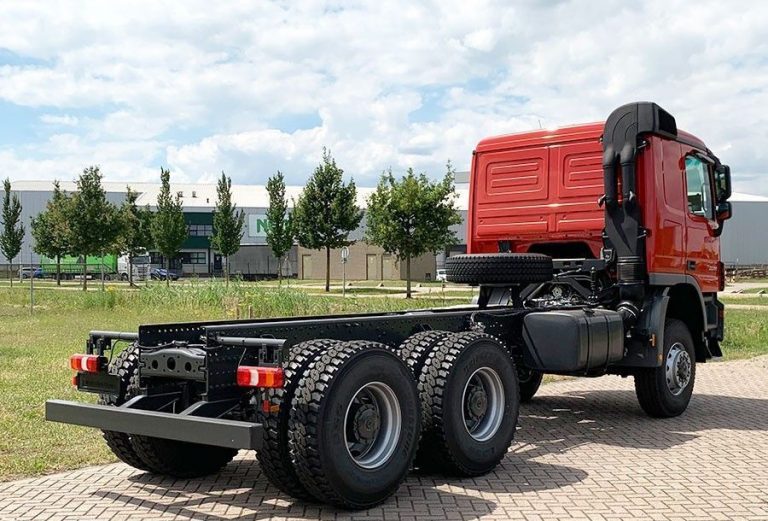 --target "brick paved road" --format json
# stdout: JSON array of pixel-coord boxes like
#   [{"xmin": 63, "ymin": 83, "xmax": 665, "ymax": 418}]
[{"xmin": 2, "ymin": 356, "xmax": 767, "ymax": 521}]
